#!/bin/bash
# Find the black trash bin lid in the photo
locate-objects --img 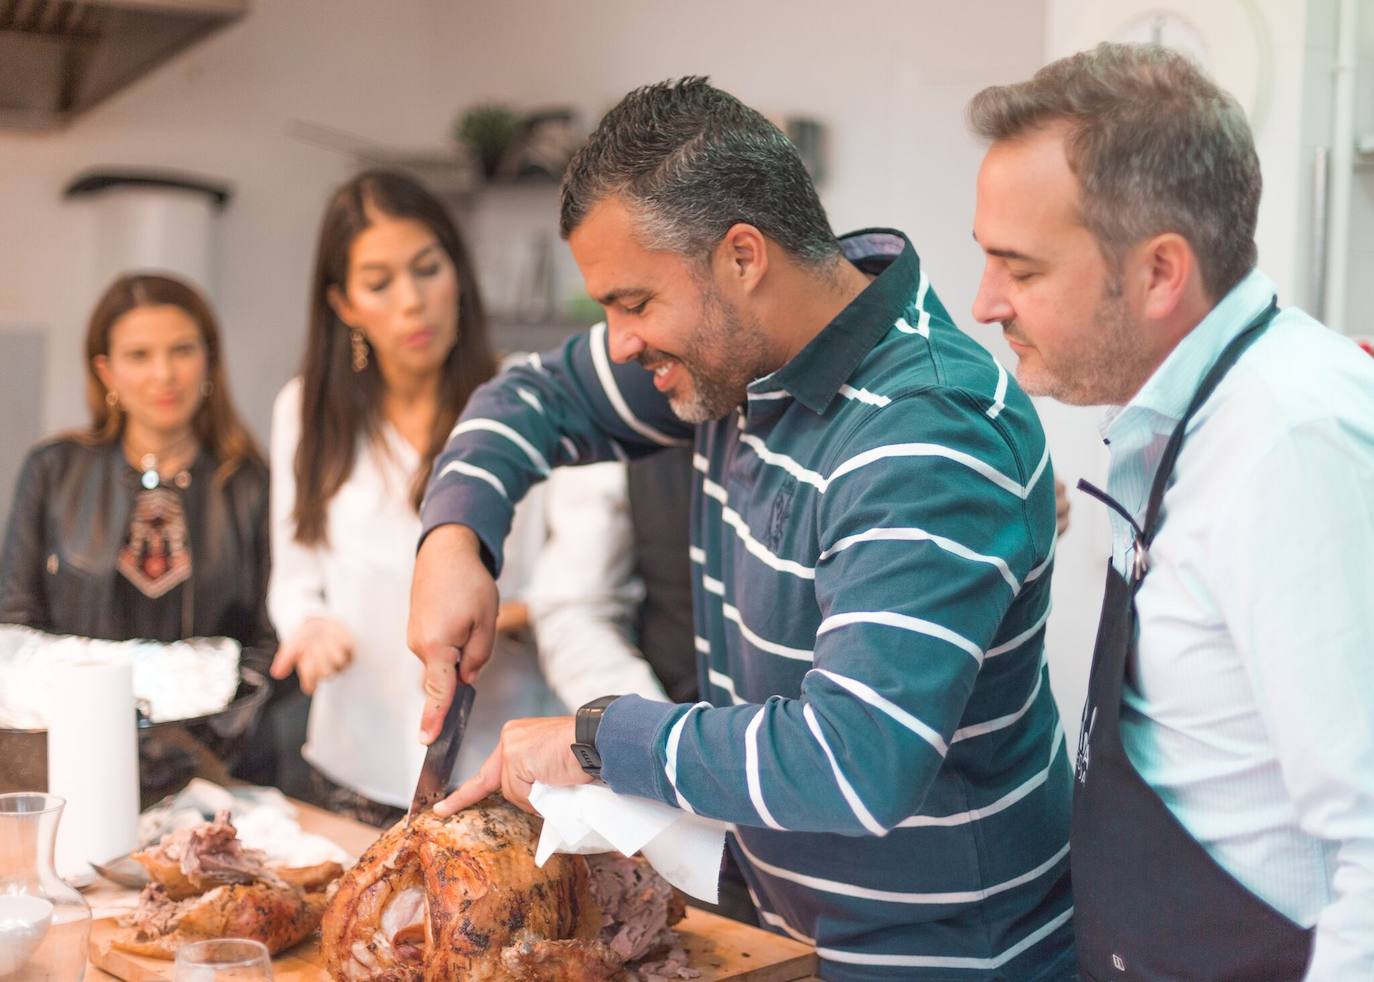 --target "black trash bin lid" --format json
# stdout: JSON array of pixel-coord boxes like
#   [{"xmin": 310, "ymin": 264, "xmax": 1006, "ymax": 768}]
[{"xmin": 63, "ymin": 170, "xmax": 232, "ymax": 209}]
